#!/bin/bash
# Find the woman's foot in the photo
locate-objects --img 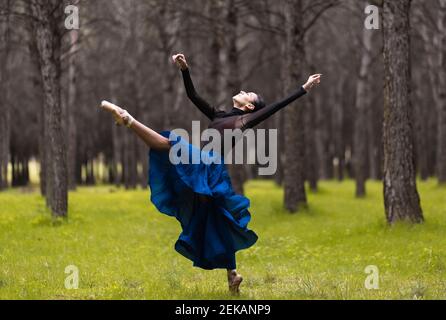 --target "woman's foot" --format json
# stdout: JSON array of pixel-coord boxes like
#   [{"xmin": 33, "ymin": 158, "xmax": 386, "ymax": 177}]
[
  {"xmin": 227, "ymin": 270, "xmax": 243, "ymax": 295},
  {"xmin": 100, "ymin": 100, "xmax": 134, "ymax": 127}
]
